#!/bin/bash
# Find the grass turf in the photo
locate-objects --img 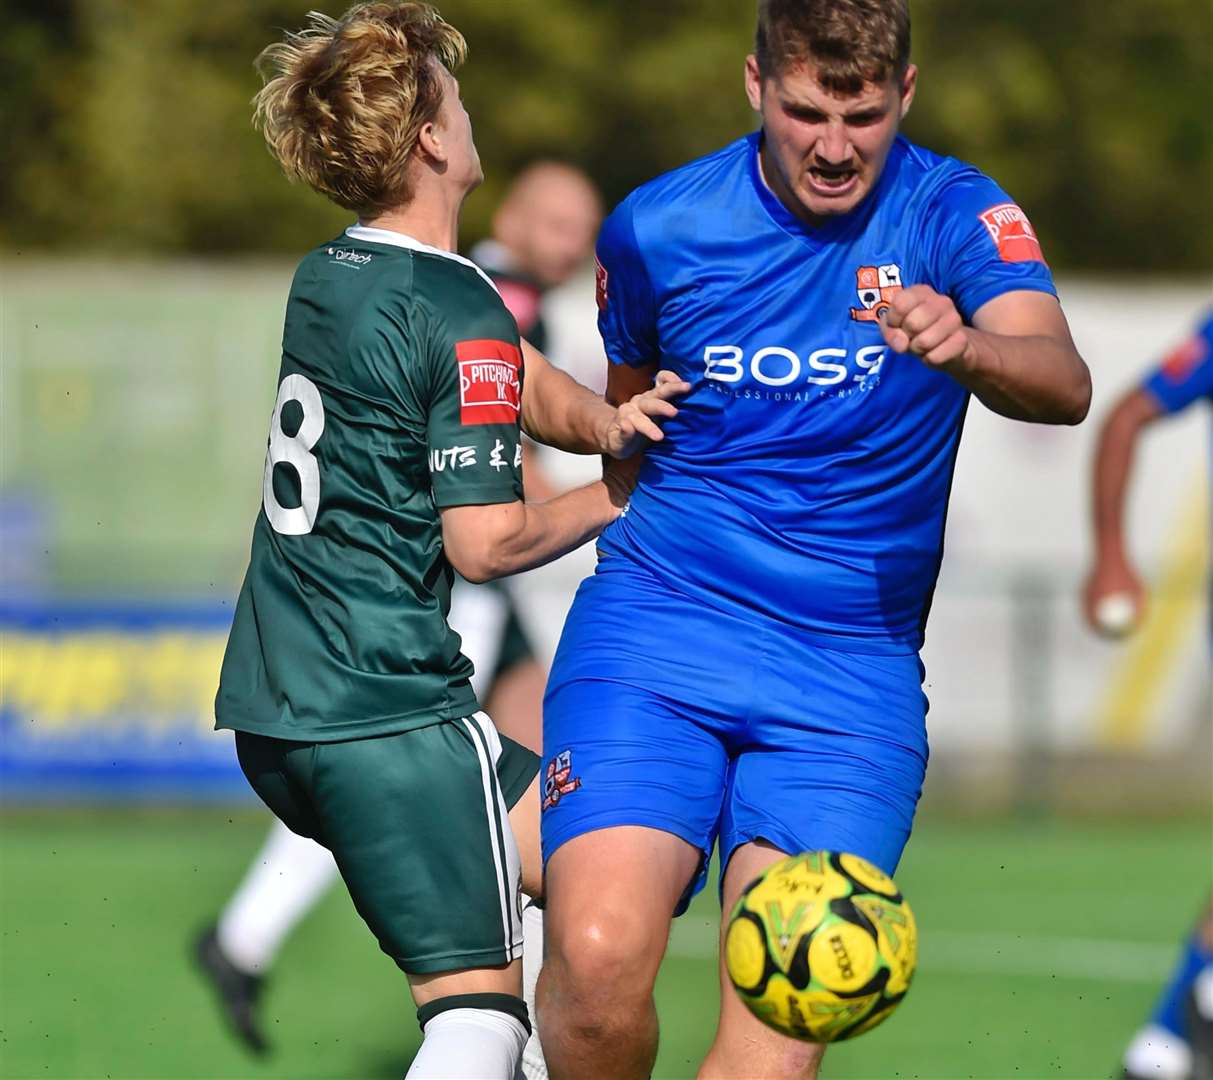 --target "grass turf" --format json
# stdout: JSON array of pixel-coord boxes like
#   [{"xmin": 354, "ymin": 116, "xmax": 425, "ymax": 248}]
[{"xmin": 1, "ymin": 809, "xmax": 1208, "ymax": 1079}]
